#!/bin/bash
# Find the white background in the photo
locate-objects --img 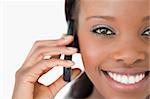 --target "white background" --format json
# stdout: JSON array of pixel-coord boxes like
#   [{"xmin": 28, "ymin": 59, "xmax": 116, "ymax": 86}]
[{"xmin": 0, "ymin": 0, "xmax": 84, "ymax": 98}]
